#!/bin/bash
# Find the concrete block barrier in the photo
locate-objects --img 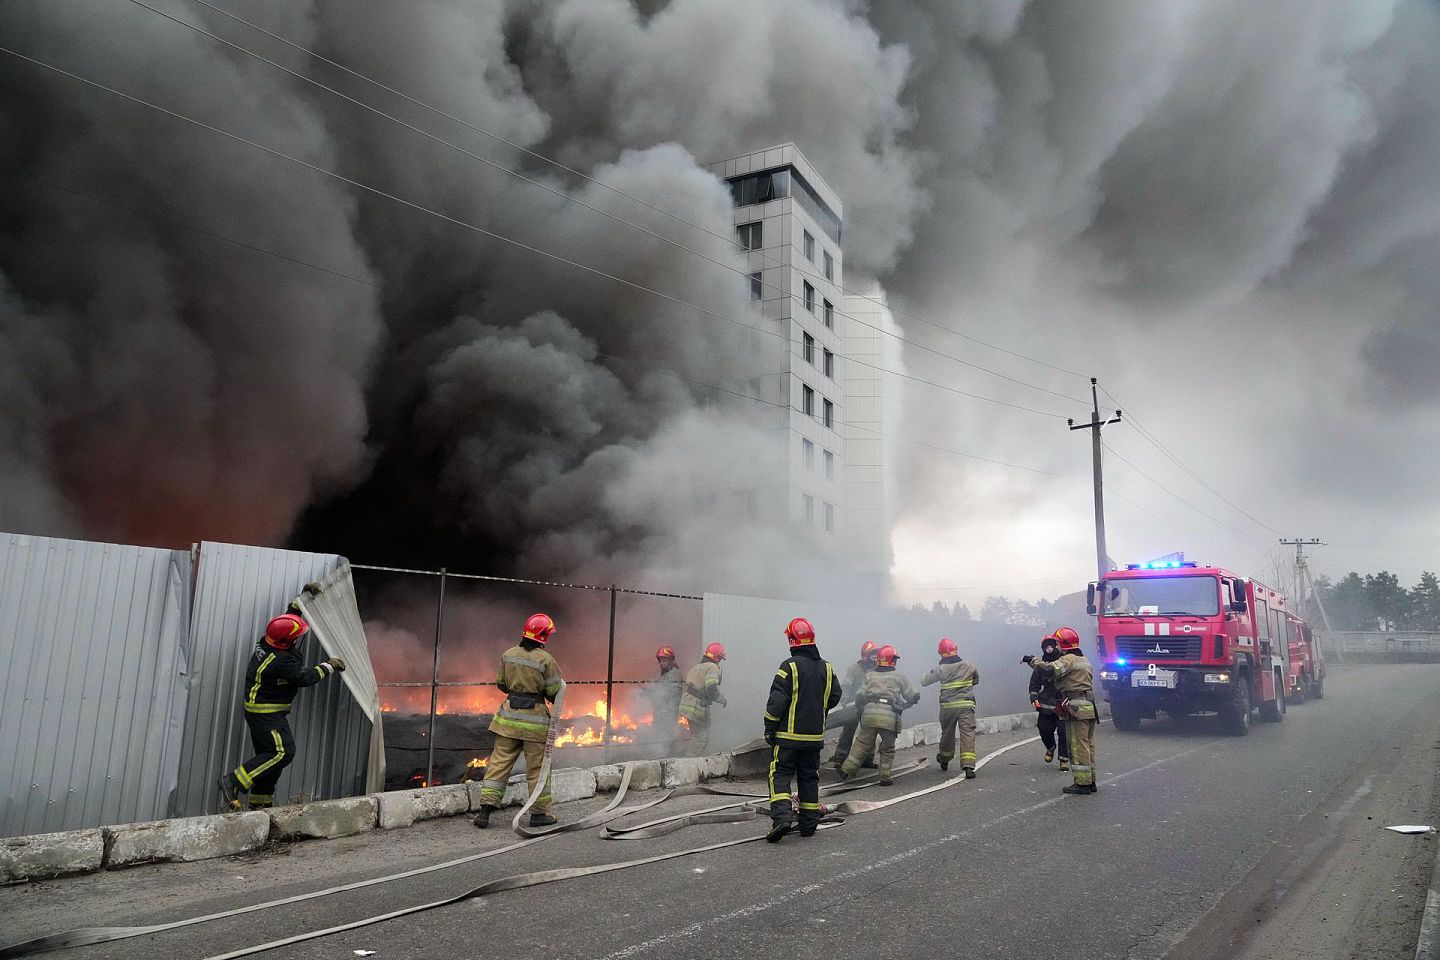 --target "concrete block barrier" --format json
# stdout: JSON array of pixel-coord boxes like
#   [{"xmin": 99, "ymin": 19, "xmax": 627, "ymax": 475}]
[
  {"xmin": 550, "ymin": 768, "xmax": 598, "ymax": 804},
  {"xmin": 411, "ymin": 784, "xmax": 469, "ymax": 822},
  {"xmin": 661, "ymin": 758, "xmax": 702, "ymax": 788},
  {"xmin": 914, "ymin": 722, "xmax": 941, "ymax": 746},
  {"xmin": 1, "ymin": 828, "xmax": 105, "ymax": 882},
  {"xmin": 268, "ymin": 797, "xmax": 377, "ymax": 841},
  {"xmin": 106, "ymin": 812, "xmax": 268, "ymax": 868},
  {"xmin": 697, "ymin": 754, "xmax": 731, "ymax": 781},
  {"xmin": 894, "ymin": 728, "xmax": 917, "ymax": 750},
  {"xmin": 376, "ymin": 790, "xmax": 416, "ymax": 830},
  {"xmin": 592, "ymin": 764, "xmax": 624, "ymax": 793}
]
